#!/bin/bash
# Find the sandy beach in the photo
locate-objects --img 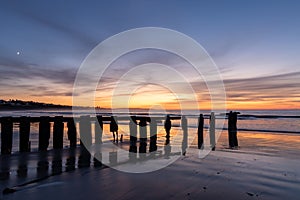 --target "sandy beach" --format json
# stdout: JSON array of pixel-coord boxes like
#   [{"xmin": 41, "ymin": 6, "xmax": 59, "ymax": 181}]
[
  {"xmin": 1, "ymin": 130, "xmax": 299, "ymax": 200},
  {"xmin": 1, "ymin": 0, "xmax": 300, "ymax": 199}
]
